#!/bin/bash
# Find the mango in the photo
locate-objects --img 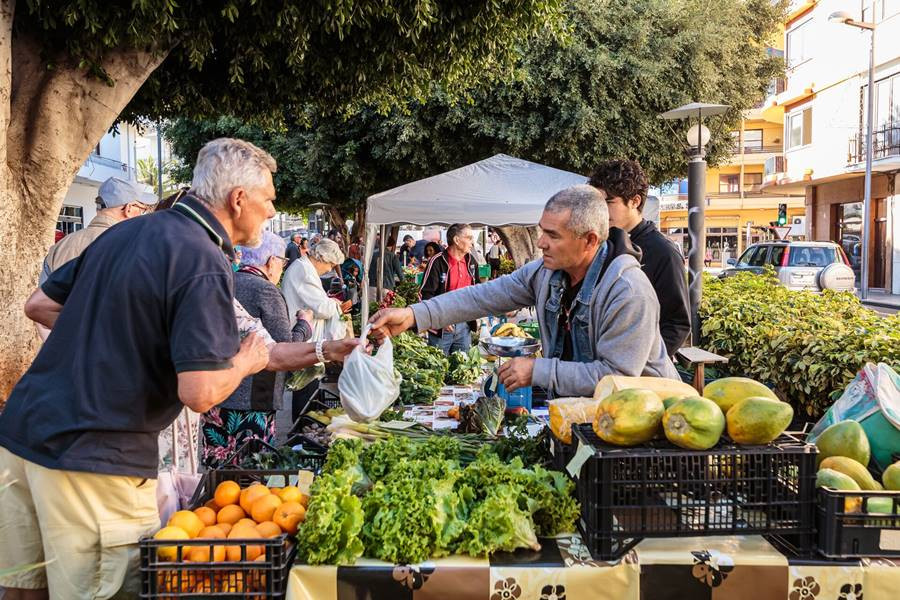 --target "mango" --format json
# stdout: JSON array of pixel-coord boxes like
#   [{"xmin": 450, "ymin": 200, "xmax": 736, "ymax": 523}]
[
  {"xmin": 725, "ymin": 397, "xmax": 793, "ymax": 445},
  {"xmin": 813, "ymin": 420, "xmax": 871, "ymax": 469},
  {"xmin": 662, "ymin": 396, "xmax": 725, "ymax": 450},
  {"xmin": 703, "ymin": 377, "xmax": 778, "ymax": 414},
  {"xmin": 819, "ymin": 456, "xmax": 883, "ymax": 491},
  {"xmin": 883, "ymin": 462, "xmax": 900, "ymax": 491},
  {"xmin": 592, "ymin": 388, "xmax": 664, "ymax": 446}
]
